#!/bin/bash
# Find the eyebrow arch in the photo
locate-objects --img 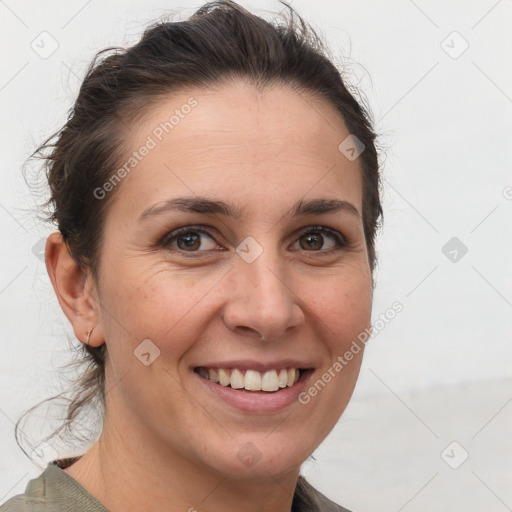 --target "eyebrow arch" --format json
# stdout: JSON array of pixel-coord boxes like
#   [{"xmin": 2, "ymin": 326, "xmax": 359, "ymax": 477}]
[{"xmin": 137, "ymin": 196, "xmax": 360, "ymax": 222}]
